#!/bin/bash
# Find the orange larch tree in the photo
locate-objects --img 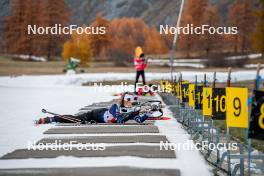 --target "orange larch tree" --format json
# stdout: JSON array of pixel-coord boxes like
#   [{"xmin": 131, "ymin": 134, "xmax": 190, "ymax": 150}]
[
  {"xmin": 228, "ymin": 0, "xmax": 256, "ymax": 54},
  {"xmin": 200, "ymin": 4, "xmax": 222, "ymax": 58},
  {"xmin": 89, "ymin": 13, "xmax": 112, "ymax": 60},
  {"xmin": 4, "ymin": 0, "xmax": 70, "ymax": 60},
  {"xmin": 37, "ymin": 0, "xmax": 70, "ymax": 60}
]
